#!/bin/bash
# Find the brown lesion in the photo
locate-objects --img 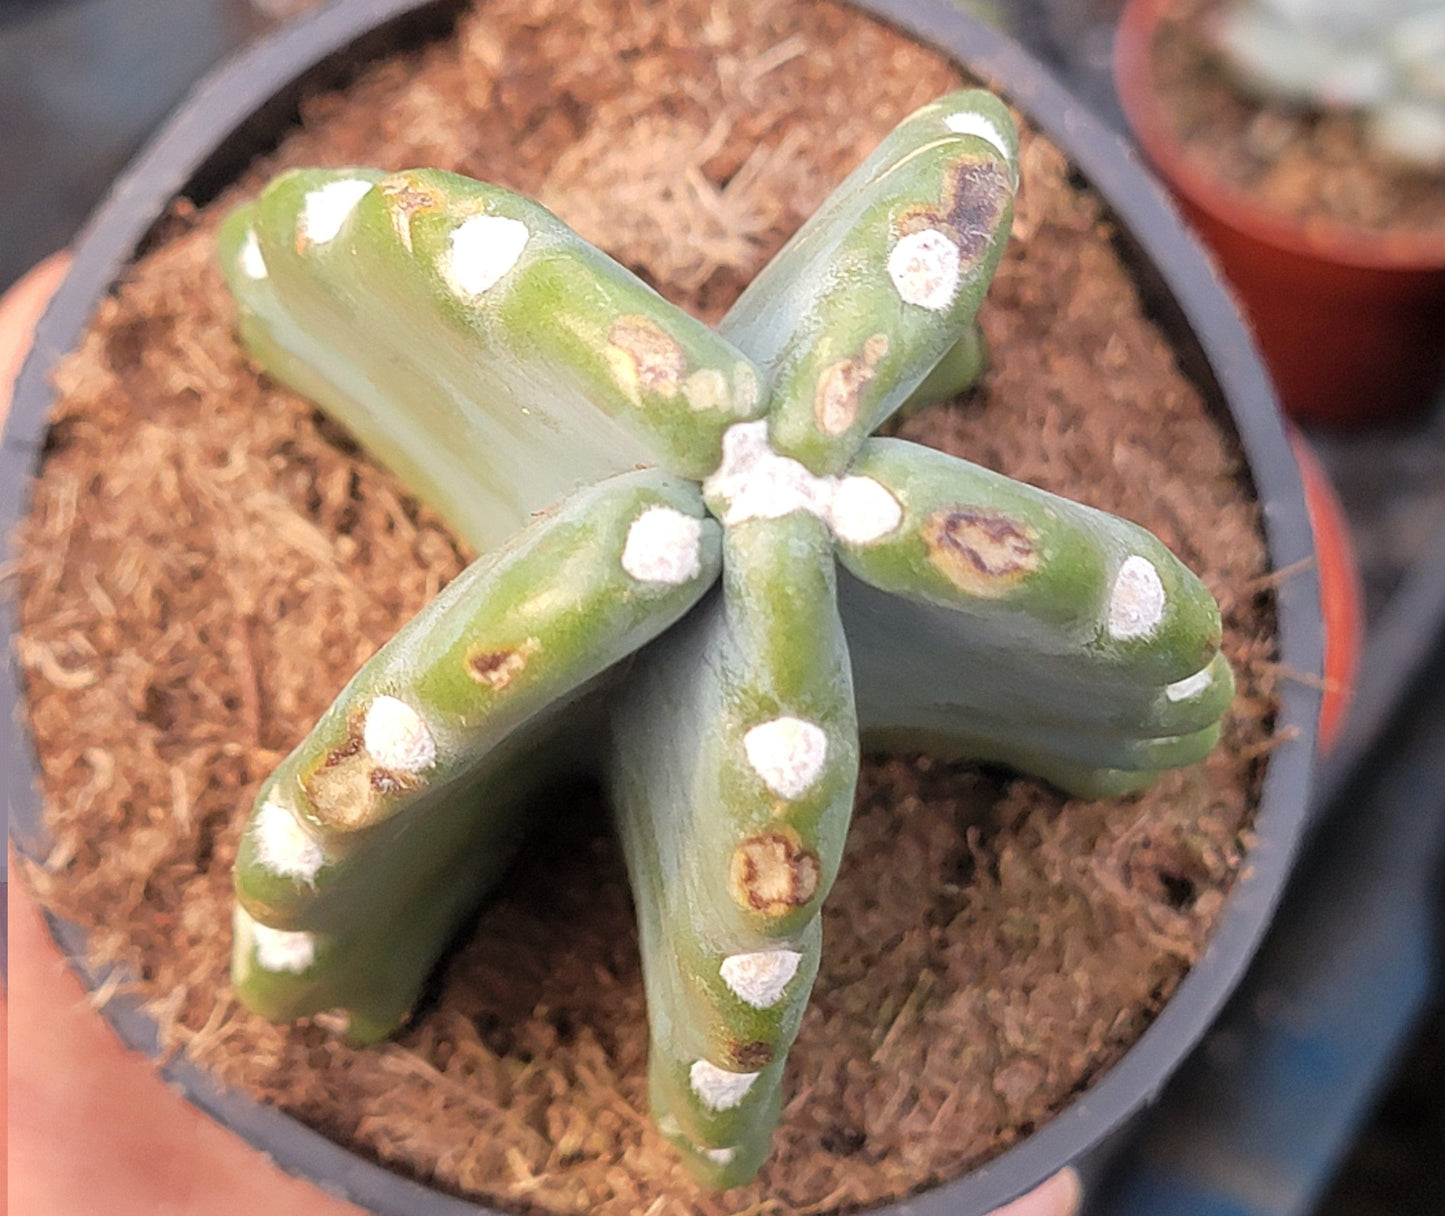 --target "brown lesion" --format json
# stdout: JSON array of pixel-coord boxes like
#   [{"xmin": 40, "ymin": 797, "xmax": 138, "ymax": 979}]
[
  {"xmin": 728, "ymin": 1040, "xmax": 775, "ymax": 1070},
  {"xmin": 467, "ymin": 636, "xmax": 540, "ymax": 691},
  {"xmin": 303, "ymin": 710, "xmax": 414, "ymax": 829},
  {"xmin": 608, "ymin": 316, "xmax": 686, "ymax": 399},
  {"xmin": 369, "ymin": 767, "xmax": 418, "ymax": 795},
  {"xmin": 922, "ymin": 506, "xmax": 1040, "ymax": 598},
  {"xmin": 814, "ymin": 333, "xmax": 890, "ymax": 435},
  {"xmin": 379, "ymin": 175, "xmax": 445, "ymax": 252},
  {"xmin": 729, "ymin": 830, "xmax": 822, "ymax": 916},
  {"xmin": 898, "ymin": 158, "xmax": 1012, "ymax": 265}
]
